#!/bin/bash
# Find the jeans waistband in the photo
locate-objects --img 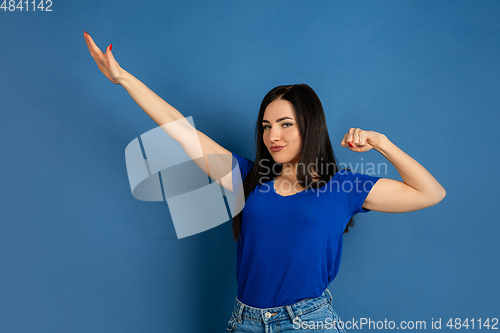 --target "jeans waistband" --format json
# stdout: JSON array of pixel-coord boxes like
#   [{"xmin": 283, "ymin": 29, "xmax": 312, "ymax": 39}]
[{"xmin": 233, "ymin": 288, "xmax": 334, "ymax": 324}]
